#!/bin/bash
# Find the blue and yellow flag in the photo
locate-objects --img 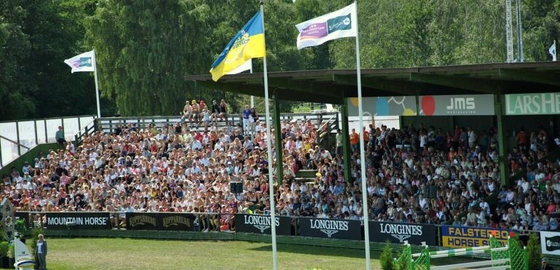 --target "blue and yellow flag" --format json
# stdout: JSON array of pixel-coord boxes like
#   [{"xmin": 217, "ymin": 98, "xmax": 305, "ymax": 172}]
[{"xmin": 210, "ymin": 11, "xmax": 265, "ymax": 81}]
